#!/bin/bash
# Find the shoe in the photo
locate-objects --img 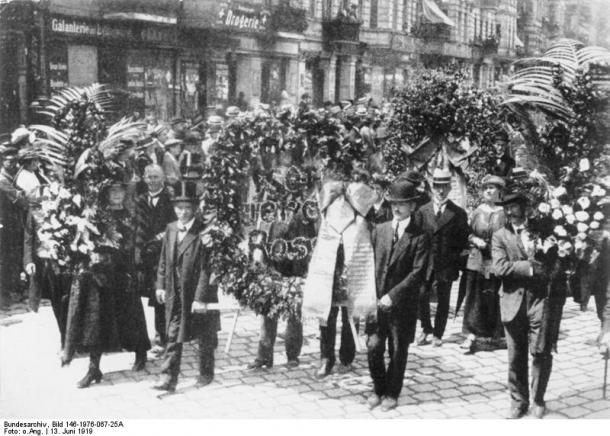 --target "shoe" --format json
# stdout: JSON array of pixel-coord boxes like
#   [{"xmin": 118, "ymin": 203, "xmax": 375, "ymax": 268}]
[
  {"xmin": 336, "ymin": 363, "xmax": 353, "ymax": 374},
  {"xmin": 380, "ymin": 397, "xmax": 398, "ymax": 412},
  {"xmin": 285, "ymin": 359, "xmax": 300, "ymax": 368},
  {"xmin": 315, "ymin": 358, "xmax": 333, "ymax": 378},
  {"xmin": 531, "ymin": 404, "xmax": 546, "ymax": 419},
  {"xmin": 432, "ymin": 337, "xmax": 443, "ymax": 347},
  {"xmin": 460, "ymin": 336, "xmax": 475, "ymax": 354},
  {"xmin": 76, "ymin": 368, "xmax": 103, "ymax": 389},
  {"xmin": 507, "ymin": 406, "xmax": 528, "ymax": 419},
  {"xmin": 152, "ymin": 375, "xmax": 177, "ymax": 392},
  {"xmin": 367, "ymin": 394, "xmax": 382, "ymax": 410},
  {"xmin": 246, "ymin": 359, "xmax": 272, "ymax": 370},
  {"xmin": 132, "ymin": 354, "xmax": 147, "ymax": 372},
  {"xmin": 150, "ymin": 345, "xmax": 165, "ymax": 356},
  {"xmin": 194, "ymin": 375, "xmax": 213, "ymax": 388},
  {"xmin": 417, "ymin": 333, "xmax": 432, "ymax": 346}
]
